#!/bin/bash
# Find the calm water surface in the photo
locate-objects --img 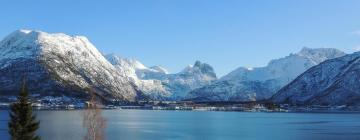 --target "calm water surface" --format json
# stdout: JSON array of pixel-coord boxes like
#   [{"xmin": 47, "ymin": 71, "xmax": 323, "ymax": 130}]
[{"xmin": 0, "ymin": 110, "xmax": 360, "ymax": 140}]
